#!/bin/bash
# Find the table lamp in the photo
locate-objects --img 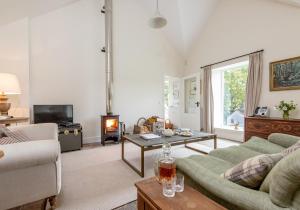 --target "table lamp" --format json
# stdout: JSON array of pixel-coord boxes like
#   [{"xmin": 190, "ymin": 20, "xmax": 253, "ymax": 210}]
[{"xmin": 0, "ymin": 73, "xmax": 21, "ymax": 117}]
